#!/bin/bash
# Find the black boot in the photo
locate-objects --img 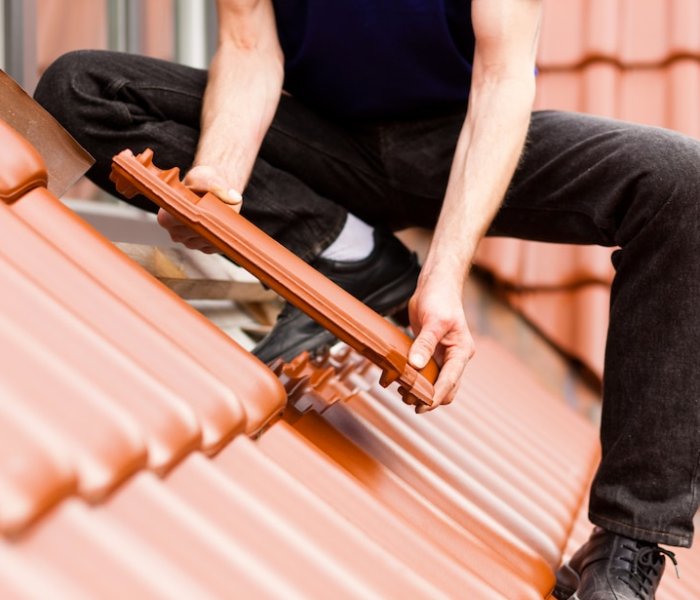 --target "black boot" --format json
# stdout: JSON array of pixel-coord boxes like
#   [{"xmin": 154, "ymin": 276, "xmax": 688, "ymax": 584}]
[
  {"xmin": 252, "ymin": 229, "xmax": 420, "ymax": 364},
  {"xmin": 553, "ymin": 527, "xmax": 678, "ymax": 599}
]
